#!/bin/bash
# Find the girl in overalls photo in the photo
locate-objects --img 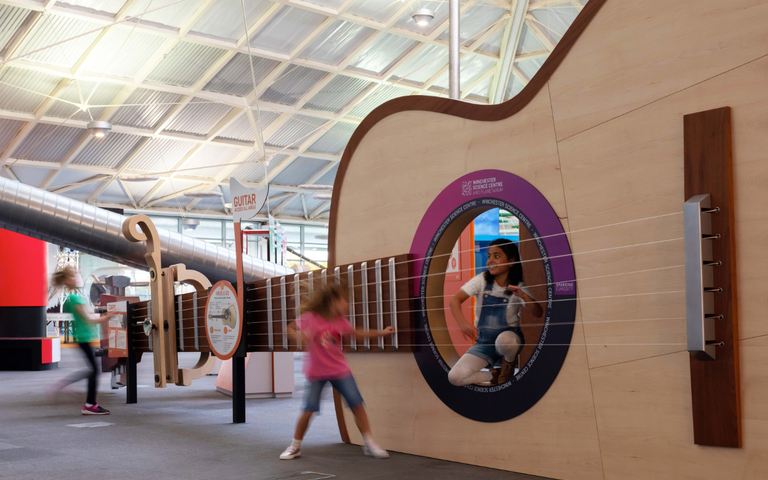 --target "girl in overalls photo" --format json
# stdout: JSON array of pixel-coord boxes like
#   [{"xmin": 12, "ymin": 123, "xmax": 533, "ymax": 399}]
[{"xmin": 448, "ymin": 238, "xmax": 543, "ymax": 386}]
